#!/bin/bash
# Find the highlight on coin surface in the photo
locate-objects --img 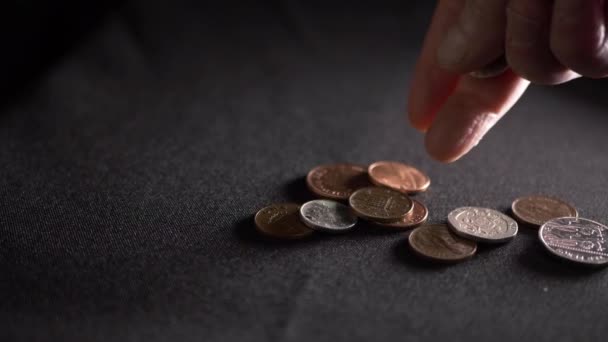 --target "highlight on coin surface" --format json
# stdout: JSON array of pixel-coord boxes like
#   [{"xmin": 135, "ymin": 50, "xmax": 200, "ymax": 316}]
[
  {"xmin": 306, "ymin": 163, "xmax": 372, "ymax": 200},
  {"xmin": 349, "ymin": 186, "xmax": 413, "ymax": 223},
  {"xmin": 447, "ymin": 207, "xmax": 518, "ymax": 243},
  {"xmin": 512, "ymin": 195, "xmax": 578, "ymax": 227},
  {"xmin": 539, "ymin": 217, "xmax": 608, "ymax": 266},
  {"xmin": 374, "ymin": 199, "xmax": 428, "ymax": 229},
  {"xmin": 299, "ymin": 199, "xmax": 357, "ymax": 233},
  {"xmin": 408, "ymin": 224, "xmax": 477, "ymax": 263},
  {"xmin": 368, "ymin": 161, "xmax": 430, "ymax": 194},
  {"xmin": 254, "ymin": 203, "xmax": 314, "ymax": 240}
]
